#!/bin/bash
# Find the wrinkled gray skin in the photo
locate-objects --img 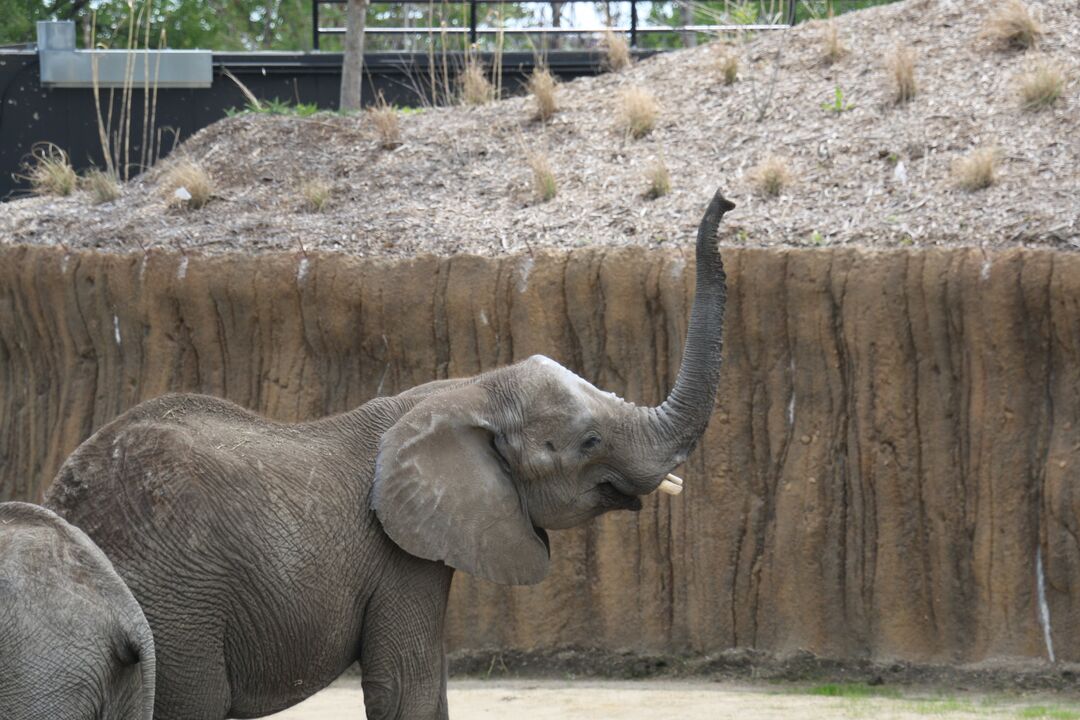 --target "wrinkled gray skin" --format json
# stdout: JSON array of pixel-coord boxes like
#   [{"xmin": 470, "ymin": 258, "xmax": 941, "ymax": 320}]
[
  {"xmin": 0, "ymin": 502, "xmax": 156, "ymax": 720},
  {"xmin": 45, "ymin": 190, "xmax": 734, "ymax": 720}
]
